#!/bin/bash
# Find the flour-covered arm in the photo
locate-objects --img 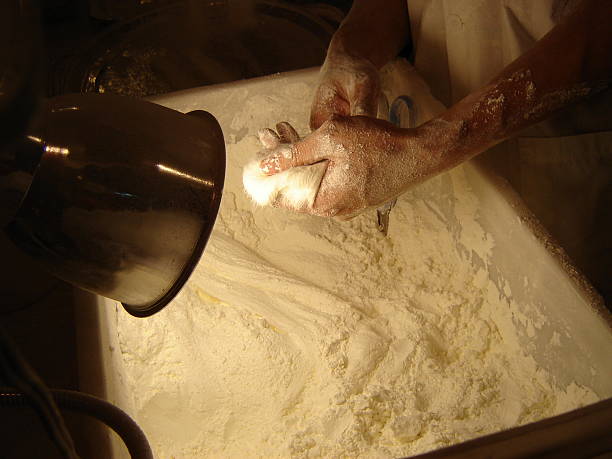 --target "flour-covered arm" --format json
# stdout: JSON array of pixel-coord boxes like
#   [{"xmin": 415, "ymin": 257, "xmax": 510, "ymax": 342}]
[{"xmin": 430, "ymin": 0, "xmax": 612, "ymax": 169}]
